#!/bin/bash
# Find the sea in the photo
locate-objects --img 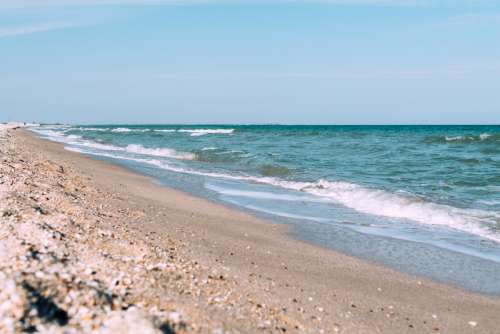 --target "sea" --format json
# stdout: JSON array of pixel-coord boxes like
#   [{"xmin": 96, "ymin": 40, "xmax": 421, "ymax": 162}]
[{"xmin": 31, "ymin": 124, "xmax": 500, "ymax": 294}]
